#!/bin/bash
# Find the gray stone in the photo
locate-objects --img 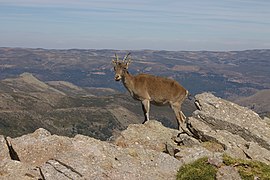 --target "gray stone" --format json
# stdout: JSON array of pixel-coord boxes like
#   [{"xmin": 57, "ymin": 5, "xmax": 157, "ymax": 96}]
[
  {"xmin": 193, "ymin": 93, "xmax": 270, "ymax": 151},
  {"xmin": 7, "ymin": 128, "xmax": 73, "ymax": 166},
  {"xmin": 189, "ymin": 116, "xmax": 270, "ymax": 164},
  {"xmin": 174, "ymin": 133, "xmax": 200, "ymax": 147},
  {"xmin": 0, "ymin": 135, "xmax": 10, "ymax": 161},
  {"xmin": 1, "ymin": 128, "xmax": 183, "ymax": 180},
  {"xmin": 39, "ymin": 134, "xmax": 182, "ymax": 180},
  {"xmin": 208, "ymin": 154, "xmax": 223, "ymax": 168},
  {"xmin": 0, "ymin": 159, "xmax": 42, "ymax": 180},
  {"xmin": 175, "ymin": 146, "xmax": 213, "ymax": 164},
  {"xmin": 114, "ymin": 120, "xmax": 180, "ymax": 152},
  {"xmin": 187, "ymin": 92, "xmax": 270, "ymax": 164},
  {"xmin": 243, "ymin": 142, "xmax": 270, "ymax": 164},
  {"xmin": 216, "ymin": 166, "xmax": 242, "ymax": 180},
  {"xmin": 188, "ymin": 117, "xmax": 247, "ymax": 159}
]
